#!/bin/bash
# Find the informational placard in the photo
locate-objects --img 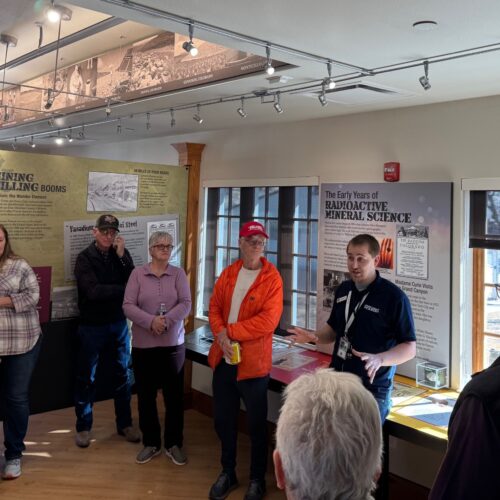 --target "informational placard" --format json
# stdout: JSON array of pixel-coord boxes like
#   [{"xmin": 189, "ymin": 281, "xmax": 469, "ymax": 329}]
[
  {"xmin": 63, "ymin": 214, "xmax": 180, "ymax": 281},
  {"xmin": 146, "ymin": 219, "xmax": 179, "ymax": 264},
  {"xmin": 317, "ymin": 183, "xmax": 452, "ymax": 377}
]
